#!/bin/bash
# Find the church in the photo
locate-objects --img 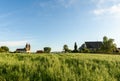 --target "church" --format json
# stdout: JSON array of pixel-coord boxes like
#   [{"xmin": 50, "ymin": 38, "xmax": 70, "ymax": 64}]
[{"xmin": 15, "ymin": 43, "xmax": 31, "ymax": 53}]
